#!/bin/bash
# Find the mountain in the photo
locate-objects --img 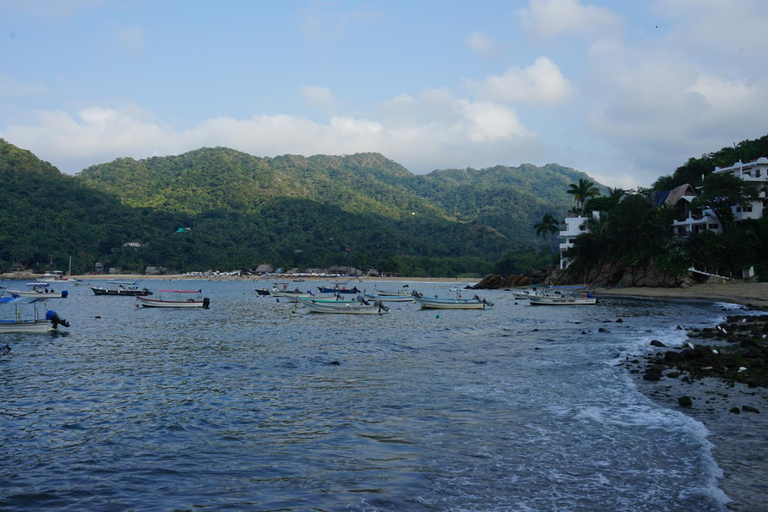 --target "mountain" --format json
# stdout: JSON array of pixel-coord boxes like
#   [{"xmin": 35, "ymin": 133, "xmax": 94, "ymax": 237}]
[{"xmin": 1, "ymin": 140, "xmax": 597, "ymax": 276}]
